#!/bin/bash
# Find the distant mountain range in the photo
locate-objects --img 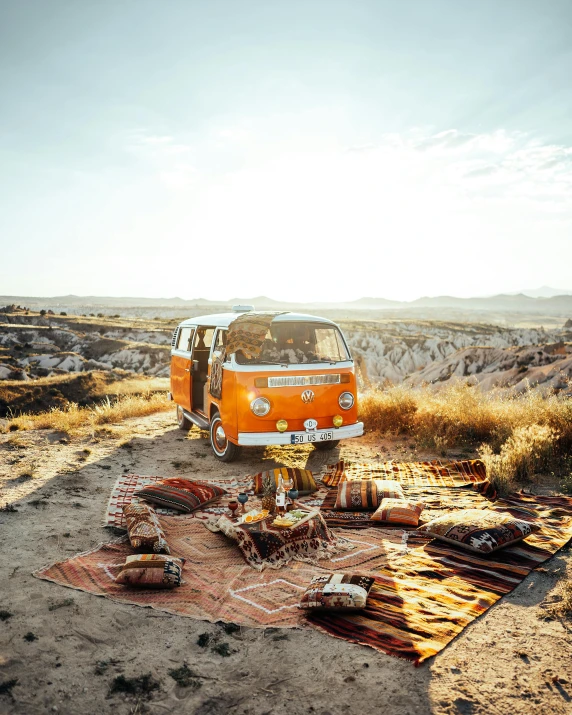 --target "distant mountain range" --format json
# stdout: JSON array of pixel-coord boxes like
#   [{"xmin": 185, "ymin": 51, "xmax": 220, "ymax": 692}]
[{"xmin": 2, "ymin": 289, "xmax": 572, "ymax": 315}]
